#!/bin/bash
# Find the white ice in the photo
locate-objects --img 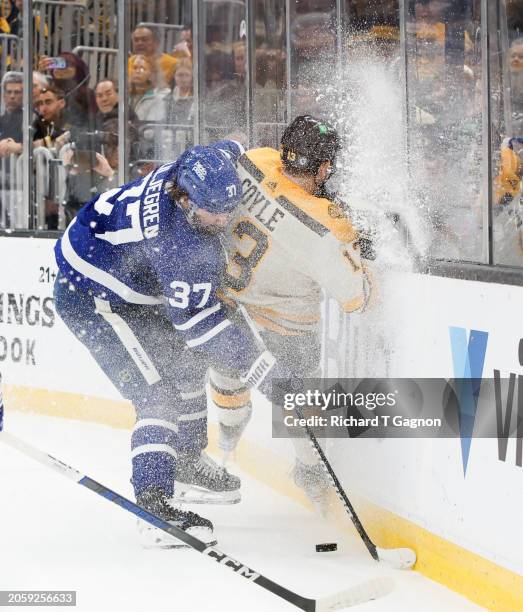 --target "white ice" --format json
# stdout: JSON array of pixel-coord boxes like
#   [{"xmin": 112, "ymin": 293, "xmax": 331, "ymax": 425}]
[{"xmin": 0, "ymin": 412, "xmax": 482, "ymax": 612}]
